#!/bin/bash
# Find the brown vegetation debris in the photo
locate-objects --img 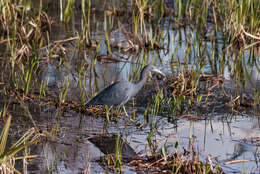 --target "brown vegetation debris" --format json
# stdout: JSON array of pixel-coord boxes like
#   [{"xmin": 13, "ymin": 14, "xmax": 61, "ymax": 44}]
[
  {"xmin": 105, "ymin": 8, "xmax": 125, "ymax": 17},
  {"xmin": 126, "ymin": 152, "xmax": 225, "ymax": 174},
  {"xmin": 166, "ymin": 70, "xmax": 223, "ymax": 97},
  {"xmin": 110, "ymin": 25, "xmax": 163, "ymax": 54},
  {"xmin": 180, "ymin": 114, "xmax": 202, "ymax": 121},
  {"xmin": 85, "ymin": 106, "xmax": 104, "ymax": 116},
  {"xmin": 96, "ymin": 55, "xmax": 124, "ymax": 63},
  {"xmin": 224, "ymin": 159, "xmax": 251, "ymax": 165}
]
